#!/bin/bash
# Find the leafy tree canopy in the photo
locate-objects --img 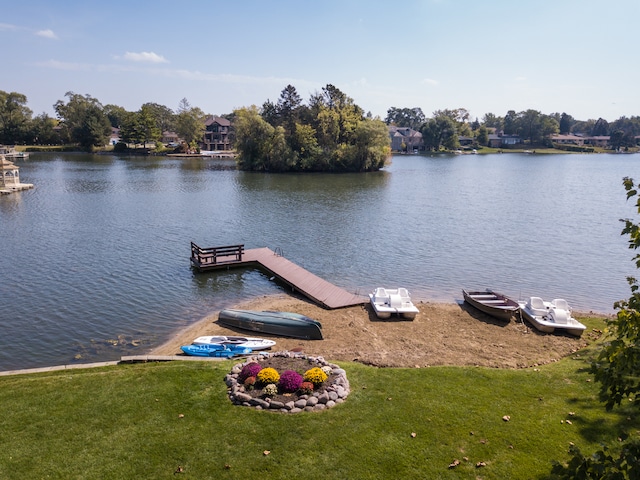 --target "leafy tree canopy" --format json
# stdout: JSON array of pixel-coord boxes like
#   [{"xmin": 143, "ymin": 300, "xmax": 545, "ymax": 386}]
[
  {"xmin": 234, "ymin": 84, "xmax": 390, "ymax": 172},
  {"xmin": 175, "ymin": 98, "xmax": 205, "ymax": 148},
  {"xmin": 54, "ymin": 92, "xmax": 111, "ymax": 150},
  {"xmin": 384, "ymin": 107, "xmax": 425, "ymax": 130},
  {"xmin": 0, "ymin": 91, "xmax": 33, "ymax": 144}
]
